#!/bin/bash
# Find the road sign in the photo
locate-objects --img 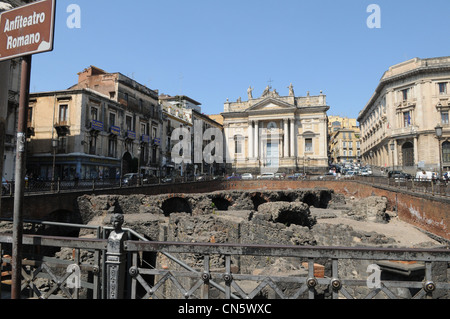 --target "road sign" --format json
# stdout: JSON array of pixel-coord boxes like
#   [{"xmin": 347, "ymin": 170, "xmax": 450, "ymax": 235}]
[{"xmin": 0, "ymin": 0, "xmax": 56, "ymax": 62}]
